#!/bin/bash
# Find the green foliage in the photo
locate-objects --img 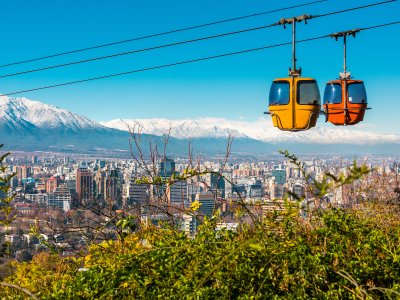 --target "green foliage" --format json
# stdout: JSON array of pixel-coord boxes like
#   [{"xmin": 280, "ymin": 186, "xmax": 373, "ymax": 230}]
[
  {"xmin": 0, "ymin": 144, "xmax": 16, "ymax": 229},
  {"xmin": 1, "ymin": 252, "xmax": 81, "ymax": 298},
  {"xmin": 1, "ymin": 205, "xmax": 400, "ymax": 299},
  {"xmin": 325, "ymin": 160, "xmax": 371, "ymax": 187},
  {"xmin": 115, "ymin": 215, "xmax": 137, "ymax": 240},
  {"xmin": 279, "ymin": 149, "xmax": 372, "ymax": 200},
  {"xmin": 0, "ymin": 144, "xmax": 16, "ymax": 267}
]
